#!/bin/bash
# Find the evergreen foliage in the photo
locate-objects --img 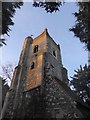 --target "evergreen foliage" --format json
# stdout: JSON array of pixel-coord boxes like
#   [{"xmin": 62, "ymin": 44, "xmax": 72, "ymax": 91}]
[
  {"xmin": 2, "ymin": 2, "xmax": 23, "ymax": 35},
  {"xmin": 0, "ymin": 38, "xmax": 6, "ymax": 46},
  {"xmin": 70, "ymin": 2, "xmax": 90, "ymax": 51},
  {"xmin": 0, "ymin": 2, "xmax": 23, "ymax": 47},
  {"xmin": 70, "ymin": 64, "xmax": 90, "ymax": 105},
  {"xmin": 33, "ymin": 0, "xmax": 63, "ymax": 13},
  {"xmin": 1, "ymin": 1, "xmax": 90, "ymax": 51}
]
